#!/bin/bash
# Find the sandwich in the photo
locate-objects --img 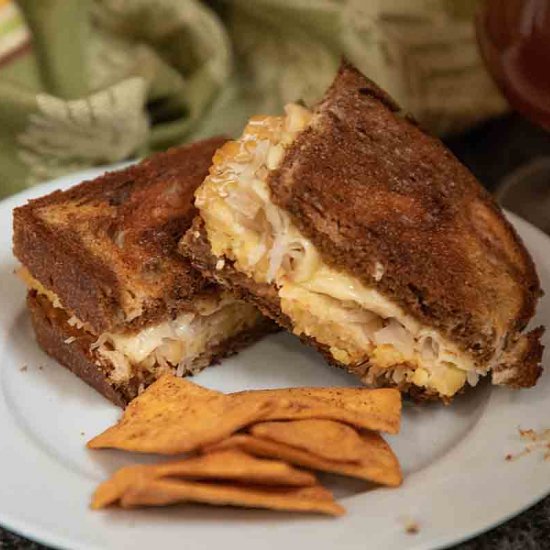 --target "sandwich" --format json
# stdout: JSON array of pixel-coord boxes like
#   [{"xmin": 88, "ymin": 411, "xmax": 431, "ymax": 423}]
[
  {"xmin": 13, "ymin": 138, "xmax": 274, "ymax": 407},
  {"xmin": 181, "ymin": 62, "xmax": 544, "ymax": 401}
]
